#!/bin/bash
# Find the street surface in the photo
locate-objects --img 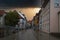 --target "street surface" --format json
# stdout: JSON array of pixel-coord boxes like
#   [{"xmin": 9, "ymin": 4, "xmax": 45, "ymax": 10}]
[{"xmin": 0, "ymin": 29, "xmax": 60, "ymax": 40}]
